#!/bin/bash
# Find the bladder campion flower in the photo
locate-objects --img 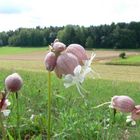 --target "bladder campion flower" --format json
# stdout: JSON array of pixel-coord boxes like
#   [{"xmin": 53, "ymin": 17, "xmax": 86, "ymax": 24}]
[
  {"xmin": 54, "ymin": 53, "xmax": 79, "ymax": 78},
  {"xmin": 82, "ymin": 52, "xmax": 97, "ymax": 78},
  {"xmin": 126, "ymin": 115, "xmax": 136, "ymax": 126},
  {"xmin": 52, "ymin": 41, "xmax": 66, "ymax": 53},
  {"xmin": 0, "ymin": 99, "xmax": 11, "ymax": 116},
  {"xmin": 109, "ymin": 95, "xmax": 135, "ymax": 113},
  {"xmin": 131, "ymin": 105, "xmax": 140, "ymax": 120},
  {"xmin": 63, "ymin": 52, "xmax": 97, "ymax": 96},
  {"xmin": 126, "ymin": 105, "xmax": 140, "ymax": 125},
  {"xmin": 63, "ymin": 65, "xmax": 86, "ymax": 97},
  {"xmin": 0, "ymin": 91, "xmax": 11, "ymax": 117},
  {"xmin": 44, "ymin": 51, "xmax": 57, "ymax": 71},
  {"xmin": 5, "ymin": 73, "xmax": 23, "ymax": 92},
  {"xmin": 65, "ymin": 44, "xmax": 88, "ymax": 65}
]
